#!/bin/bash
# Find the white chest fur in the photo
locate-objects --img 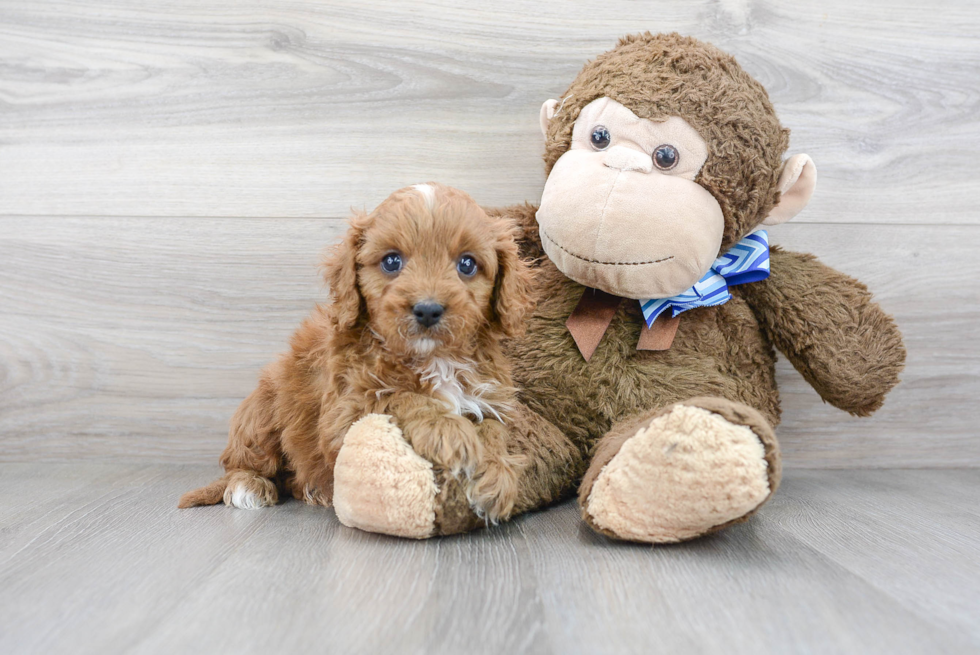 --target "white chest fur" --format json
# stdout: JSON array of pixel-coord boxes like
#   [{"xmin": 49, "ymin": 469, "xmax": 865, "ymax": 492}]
[{"xmin": 415, "ymin": 357, "xmax": 504, "ymax": 422}]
